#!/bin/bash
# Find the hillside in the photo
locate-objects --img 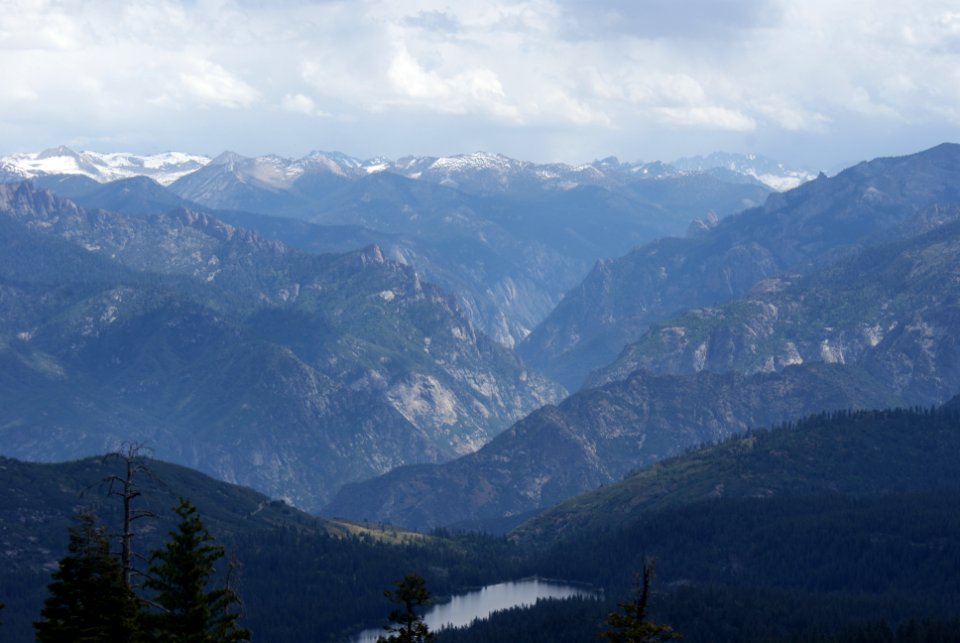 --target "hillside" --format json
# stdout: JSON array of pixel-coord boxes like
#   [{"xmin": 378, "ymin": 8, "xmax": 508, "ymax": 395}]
[
  {"xmin": 325, "ymin": 202, "xmax": 960, "ymax": 530},
  {"xmin": 481, "ymin": 406, "xmax": 960, "ymax": 643},
  {"xmin": 0, "ymin": 454, "xmax": 520, "ymax": 642},
  {"xmin": 589, "ymin": 208, "xmax": 960, "ymax": 404},
  {"xmin": 514, "ymin": 406, "xmax": 960, "ymax": 543},
  {"xmin": 521, "ymin": 143, "xmax": 960, "ymax": 389},
  {"xmin": 0, "ymin": 182, "xmax": 561, "ymax": 509},
  {"xmin": 325, "ymin": 363, "xmax": 898, "ymax": 530}
]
